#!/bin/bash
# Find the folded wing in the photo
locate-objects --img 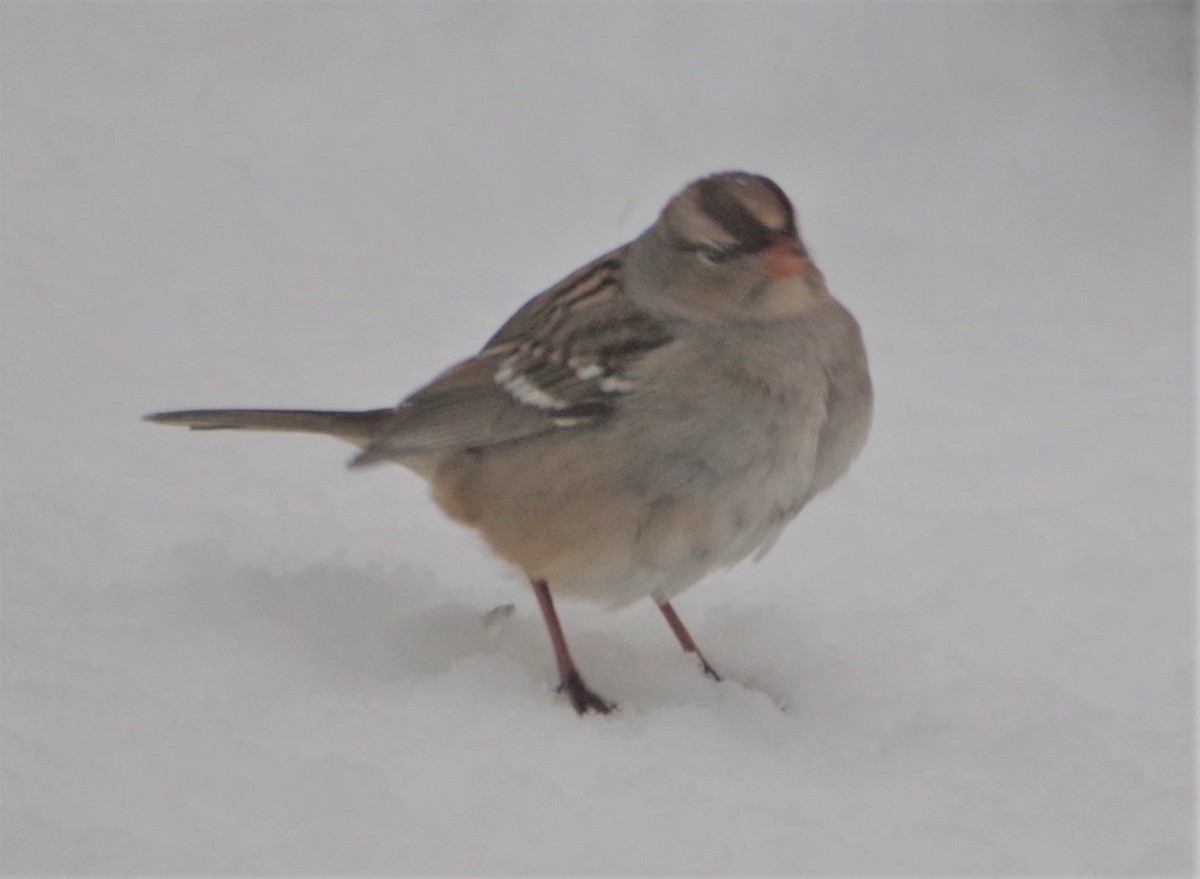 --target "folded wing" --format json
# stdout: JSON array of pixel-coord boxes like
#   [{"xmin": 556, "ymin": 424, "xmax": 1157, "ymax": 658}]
[{"xmin": 352, "ymin": 248, "xmax": 674, "ymax": 466}]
